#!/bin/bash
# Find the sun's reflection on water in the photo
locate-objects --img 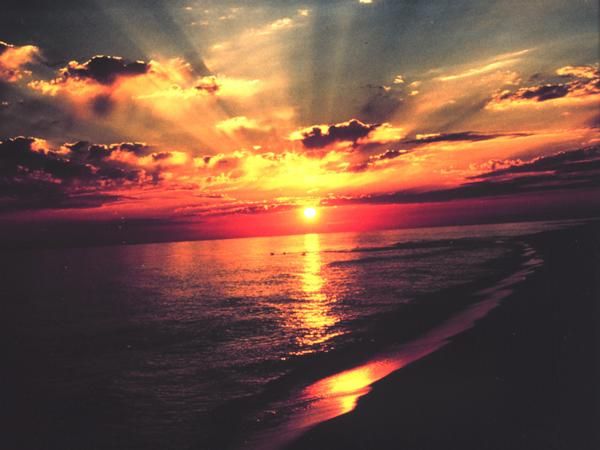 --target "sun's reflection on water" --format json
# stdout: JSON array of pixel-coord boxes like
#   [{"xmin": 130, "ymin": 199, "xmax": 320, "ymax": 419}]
[
  {"xmin": 301, "ymin": 234, "xmax": 325, "ymax": 299},
  {"xmin": 290, "ymin": 233, "xmax": 341, "ymax": 352}
]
